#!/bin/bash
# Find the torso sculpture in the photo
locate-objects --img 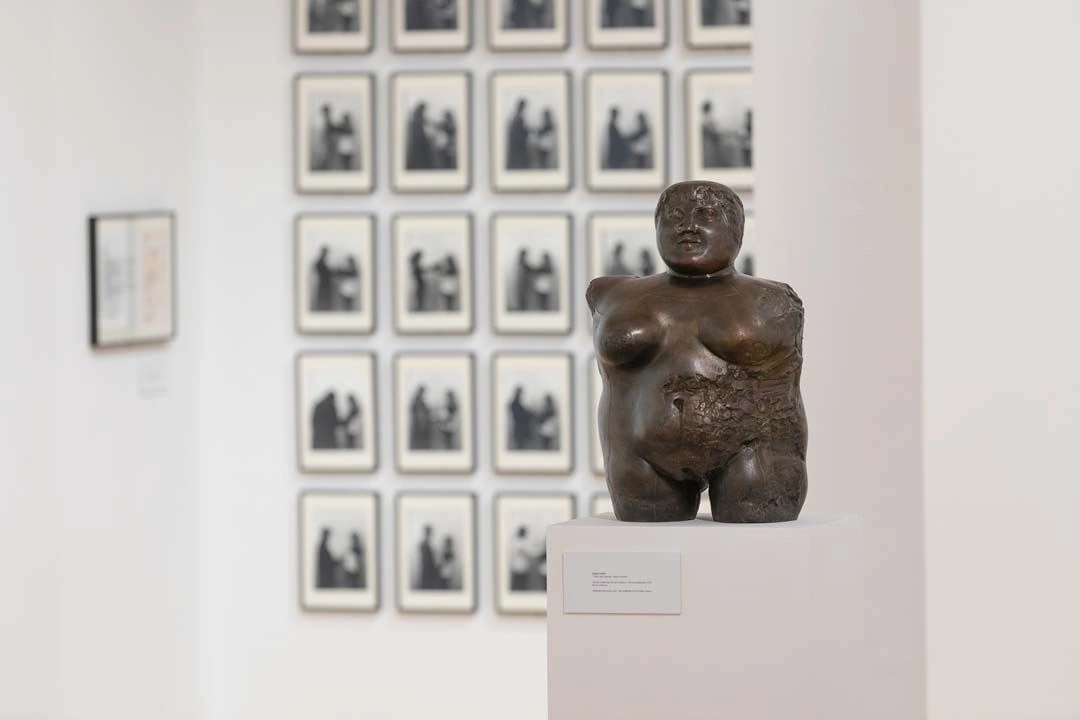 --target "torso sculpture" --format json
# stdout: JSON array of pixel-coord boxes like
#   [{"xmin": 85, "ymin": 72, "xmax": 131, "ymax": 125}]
[{"xmin": 587, "ymin": 181, "xmax": 807, "ymax": 523}]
